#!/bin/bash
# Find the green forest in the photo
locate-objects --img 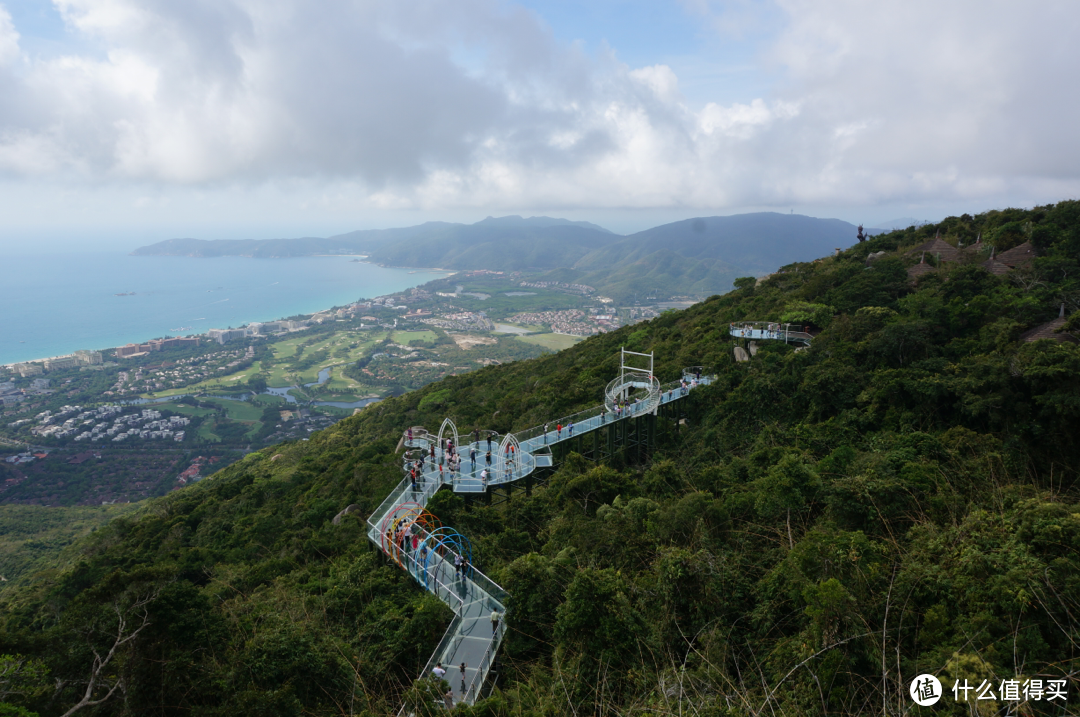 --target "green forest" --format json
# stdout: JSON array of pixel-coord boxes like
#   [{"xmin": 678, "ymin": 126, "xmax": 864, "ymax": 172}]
[{"xmin": 2, "ymin": 201, "xmax": 1080, "ymax": 715}]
